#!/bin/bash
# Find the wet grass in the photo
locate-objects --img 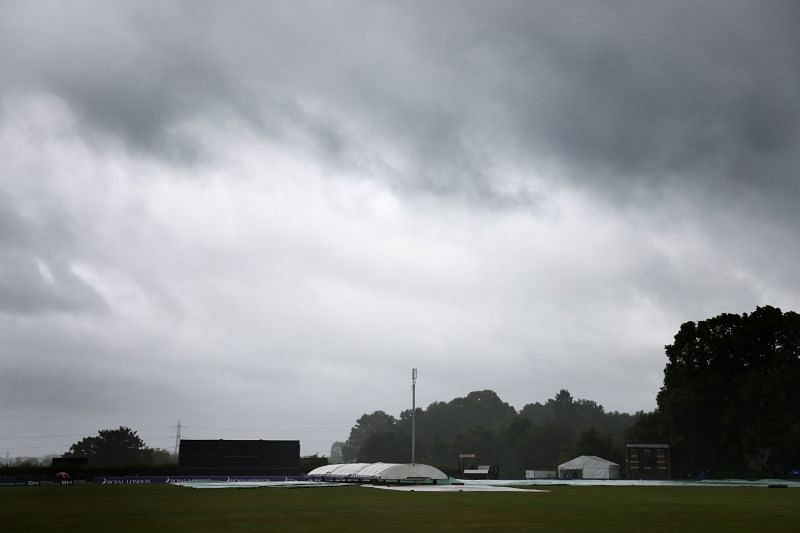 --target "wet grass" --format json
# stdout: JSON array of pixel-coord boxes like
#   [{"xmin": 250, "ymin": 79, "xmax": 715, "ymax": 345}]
[{"xmin": 2, "ymin": 484, "xmax": 799, "ymax": 532}]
